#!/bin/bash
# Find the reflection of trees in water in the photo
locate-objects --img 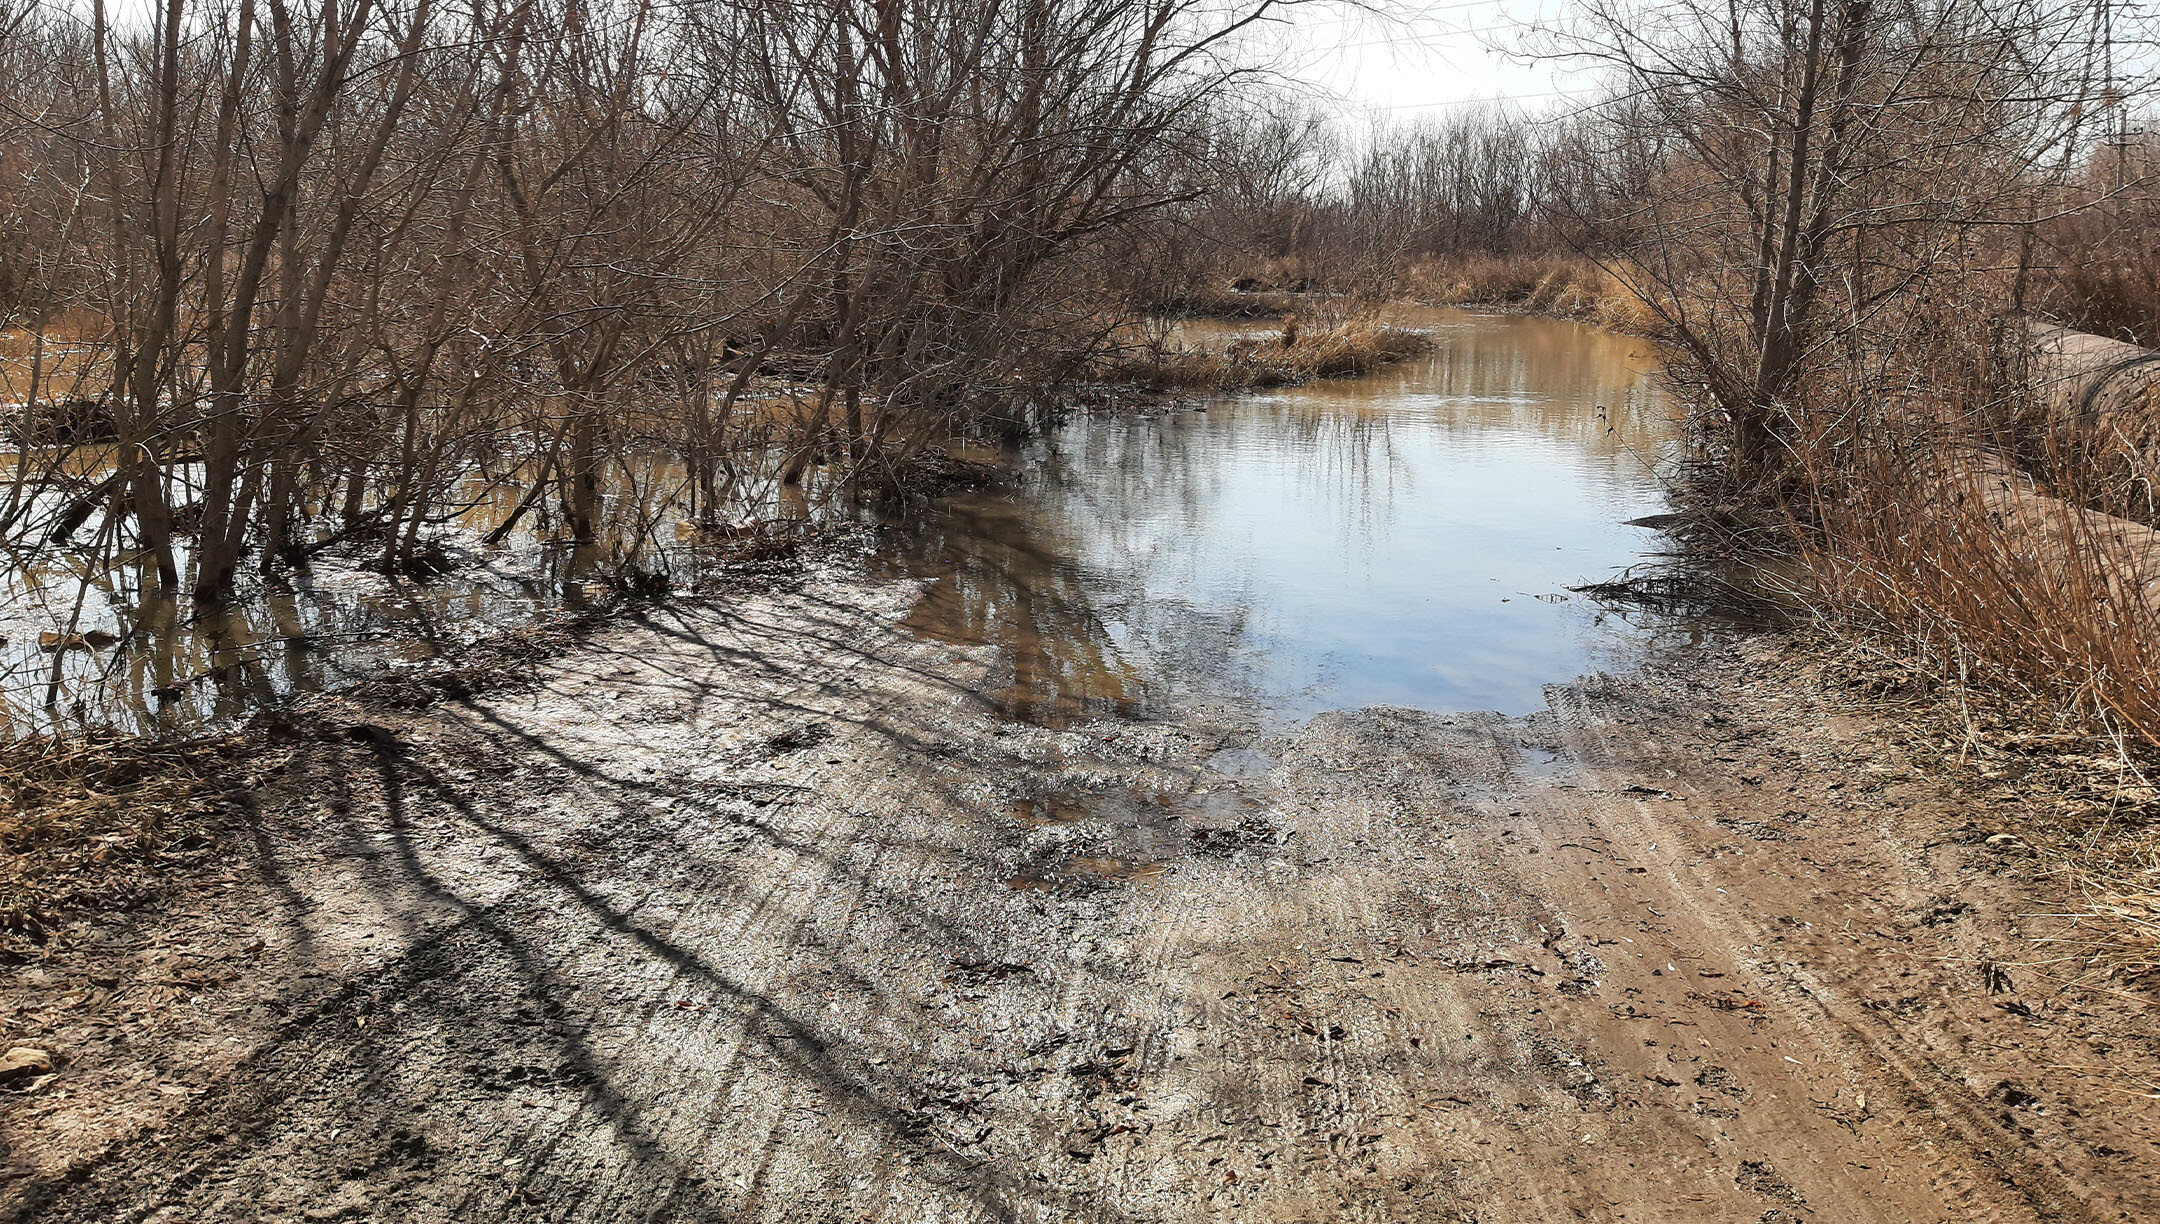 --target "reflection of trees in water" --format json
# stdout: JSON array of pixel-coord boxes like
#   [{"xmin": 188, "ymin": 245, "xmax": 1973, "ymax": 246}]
[
  {"xmin": 2, "ymin": 316, "xmax": 1677, "ymax": 735},
  {"xmin": 1275, "ymin": 313, "xmax": 1676, "ymax": 456},
  {"xmin": 1374, "ymin": 323, "xmax": 1672, "ymax": 454},
  {"xmin": 883, "ymin": 488, "xmax": 1260, "ymax": 725},
  {"xmin": 871, "ymin": 316, "xmax": 1678, "ymax": 724},
  {"xmin": 889, "ymin": 497, "xmax": 1149, "ymax": 725},
  {"xmin": 889, "ymin": 397, "xmax": 1414, "ymax": 723},
  {"xmin": 0, "ymin": 450, "xmax": 703, "ymax": 736},
  {"xmin": 1052, "ymin": 398, "xmax": 1411, "ymax": 561},
  {"xmin": 1277, "ymin": 404, "xmax": 1410, "ymax": 544},
  {"xmin": 0, "ymin": 546, "xmax": 574, "ymax": 736}
]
